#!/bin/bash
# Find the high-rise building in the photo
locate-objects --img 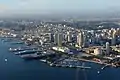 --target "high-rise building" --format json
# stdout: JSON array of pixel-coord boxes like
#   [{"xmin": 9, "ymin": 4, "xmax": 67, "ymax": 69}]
[
  {"xmin": 54, "ymin": 33, "xmax": 63, "ymax": 46},
  {"xmin": 83, "ymin": 31, "xmax": 87, "ymax": 47},
  {"xmin": 49, "ymin": 33, "xmax": 54, "ymax": 42},
  {"xmin": 116, "ymin": 28, "xmax": 120, "ymax": 36},
  {"xmin": 111, "ymin": 30, "xmax": 117, "ymax": 45},
  {"xmin": 77, "ymin": 31, "xmax": 84, "ymax": 48},
  {"xmin": 106, "ymin": 42, "xmax": 110, "ymax": 54},
  {"xmin": 58, "ymin": 33, "xmax": 63, "ymax": 46},
  {"xmin": 91, "ymin": 32, "xmax": 95, "ymax": 45},
  {"xmin": 95, "ymin": 34, "xmax": 99, "ymax": 43},
  {"xmin": 54, "ymin": 33, "xmax": 58, "ymax": 44},
  {"xmin": 67, "ymin": 31, "xmax": 71, "ymax": 42}
]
